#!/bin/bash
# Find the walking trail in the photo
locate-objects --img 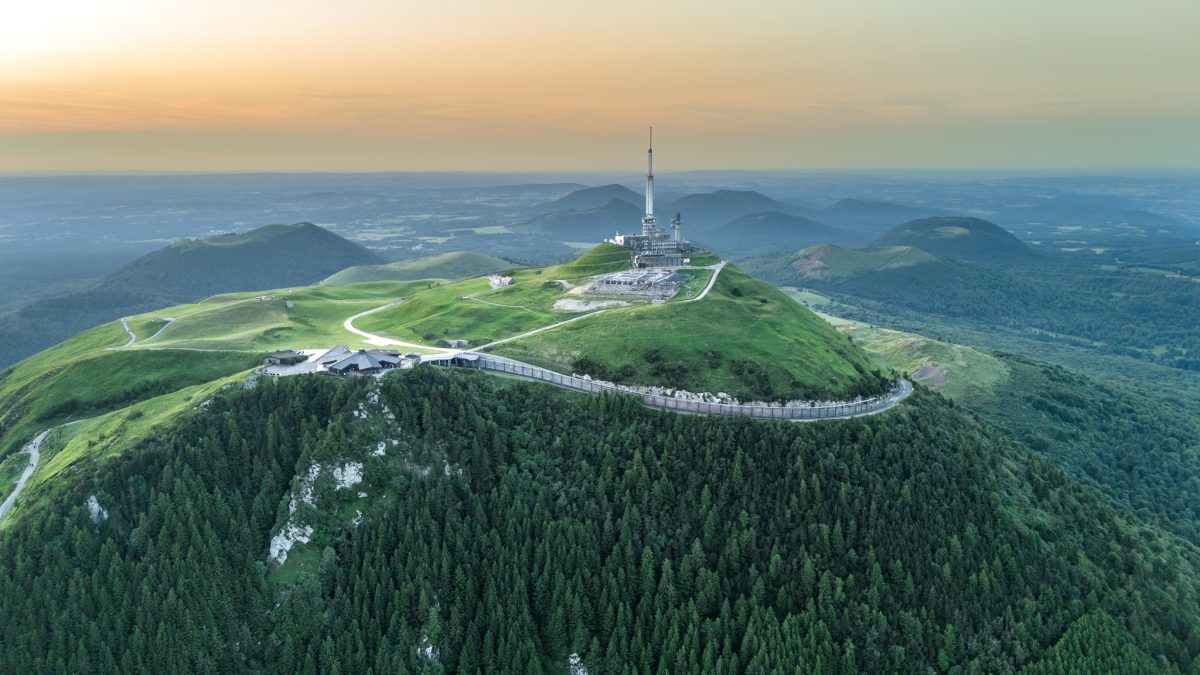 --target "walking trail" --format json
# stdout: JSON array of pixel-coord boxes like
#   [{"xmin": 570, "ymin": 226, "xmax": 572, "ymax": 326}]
[{"xmin": 0, "ymin": 429, "xmax": 50, "ymax": 524}]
